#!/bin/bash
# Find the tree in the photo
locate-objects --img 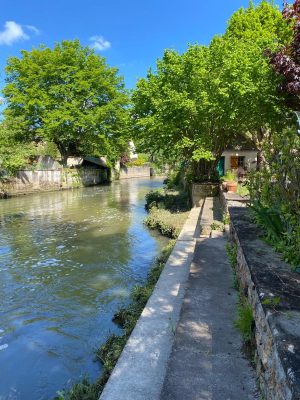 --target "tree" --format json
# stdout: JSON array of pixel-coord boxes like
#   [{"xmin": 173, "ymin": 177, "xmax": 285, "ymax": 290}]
[
  {"xmin": 3, "ymin": 40, "xmax": 130, "ymax": 164},
  {"xmin": 269, "ymin": 0, "xmax": 300, "ymax": 102},
  {"xmin": 132, "ymin": 45, "xmax": 237, "ymax": 181},
  {"xmin": 0, "ymin": 116, "xmax": 38, "ymax": 175},
  {"xmin": 213, "ymin": 0, "xmax": 292, "ymax": 170},
  {"xmin": 132, "ymin": 1, "xmax": 292, "ymax": 178}
]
